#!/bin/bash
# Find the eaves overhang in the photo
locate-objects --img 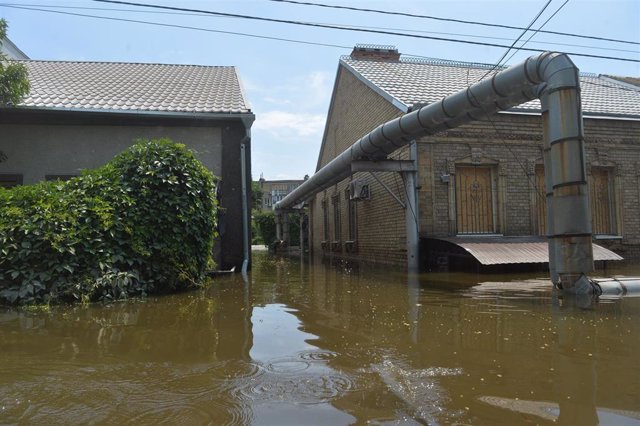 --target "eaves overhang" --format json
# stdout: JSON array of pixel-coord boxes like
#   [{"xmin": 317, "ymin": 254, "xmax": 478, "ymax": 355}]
[{"xmin": 6, "ymin": 105, "xmax": 255, "ymax": 126}]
